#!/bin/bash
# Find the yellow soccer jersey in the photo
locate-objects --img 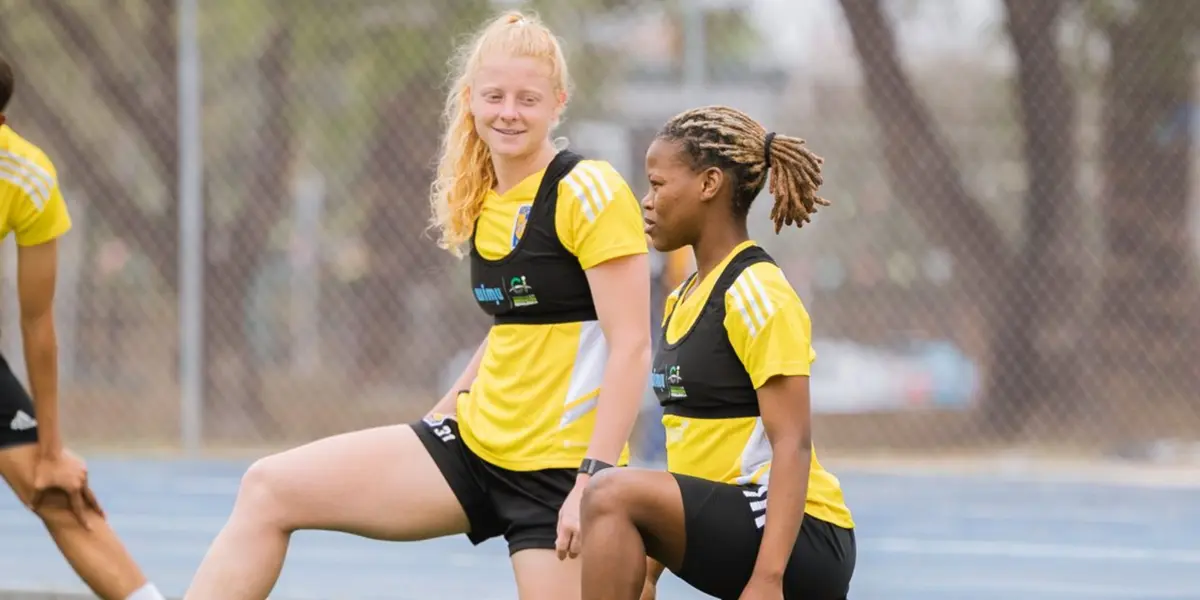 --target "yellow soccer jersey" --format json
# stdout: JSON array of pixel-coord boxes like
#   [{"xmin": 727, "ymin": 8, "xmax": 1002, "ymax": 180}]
[
  {"xmin": 0, "ymin": 125, "xmax": 71, "ymax": 246},
  {"xmin": 459, "ymin": 159, "xmax": 648, "ymax": 471},
  {"xmin": 661, "ymin": 241, "xmax": 853, "ymax": 529}
]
